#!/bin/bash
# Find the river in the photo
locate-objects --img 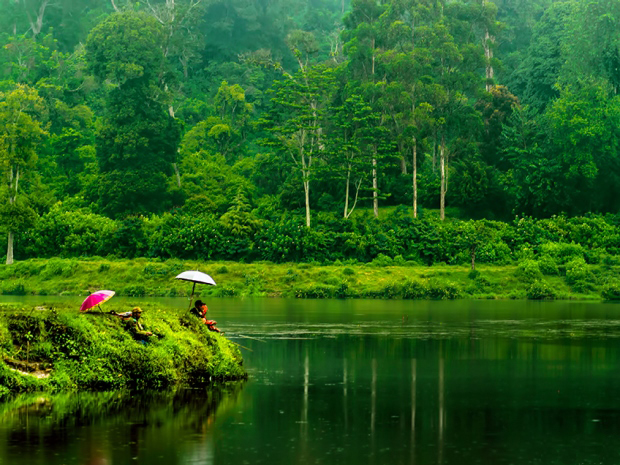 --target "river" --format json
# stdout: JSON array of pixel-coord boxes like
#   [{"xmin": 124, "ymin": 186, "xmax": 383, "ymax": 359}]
[{"xmin": 2, "ymin": 298, "xmax": 620, "ymax": 465}]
